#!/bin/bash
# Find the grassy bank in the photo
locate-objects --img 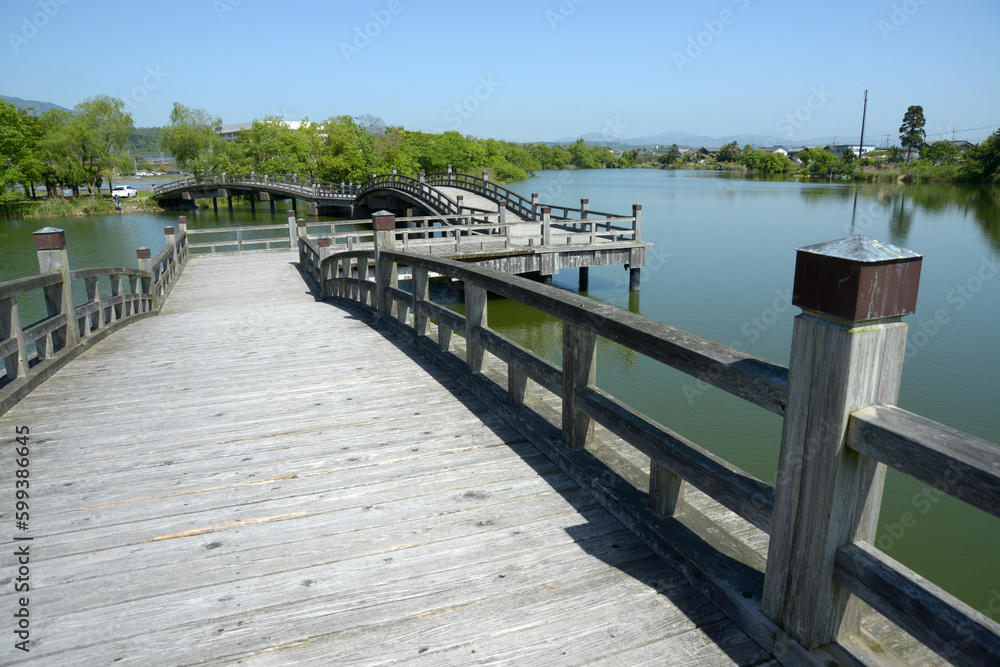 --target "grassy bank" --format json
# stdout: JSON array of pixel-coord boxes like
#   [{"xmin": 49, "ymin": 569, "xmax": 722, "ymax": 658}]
[{"xmin": 6, "ymin": 194, "xmax": 163, "ymax": 219}]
